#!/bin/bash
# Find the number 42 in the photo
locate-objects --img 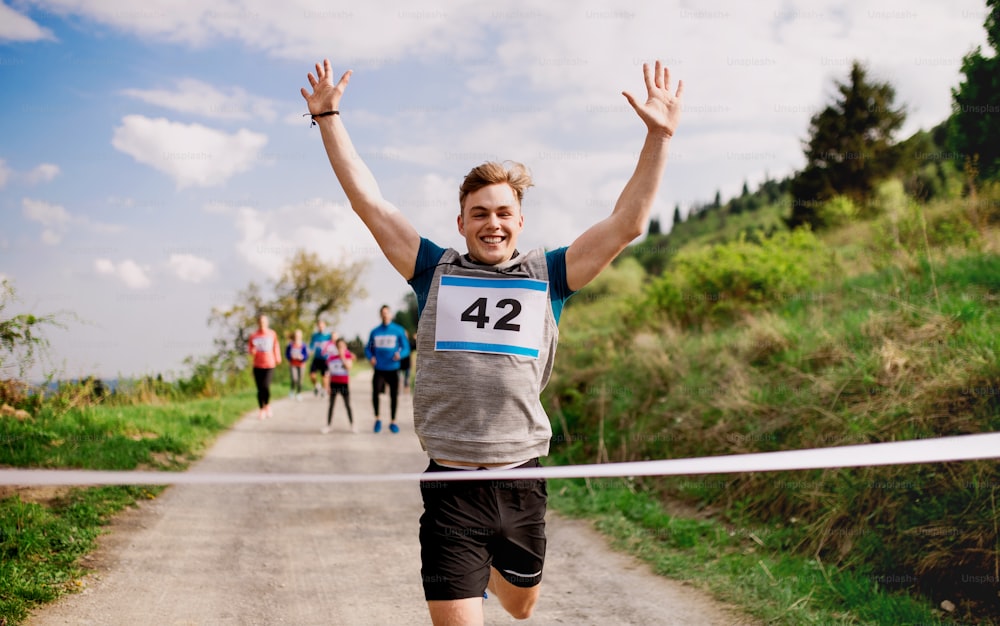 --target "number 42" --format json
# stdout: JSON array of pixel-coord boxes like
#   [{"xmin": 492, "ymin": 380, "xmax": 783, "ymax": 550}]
[{"xmin": 460, "ymin": 297, "xmax": 521, "ymax": 331}]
